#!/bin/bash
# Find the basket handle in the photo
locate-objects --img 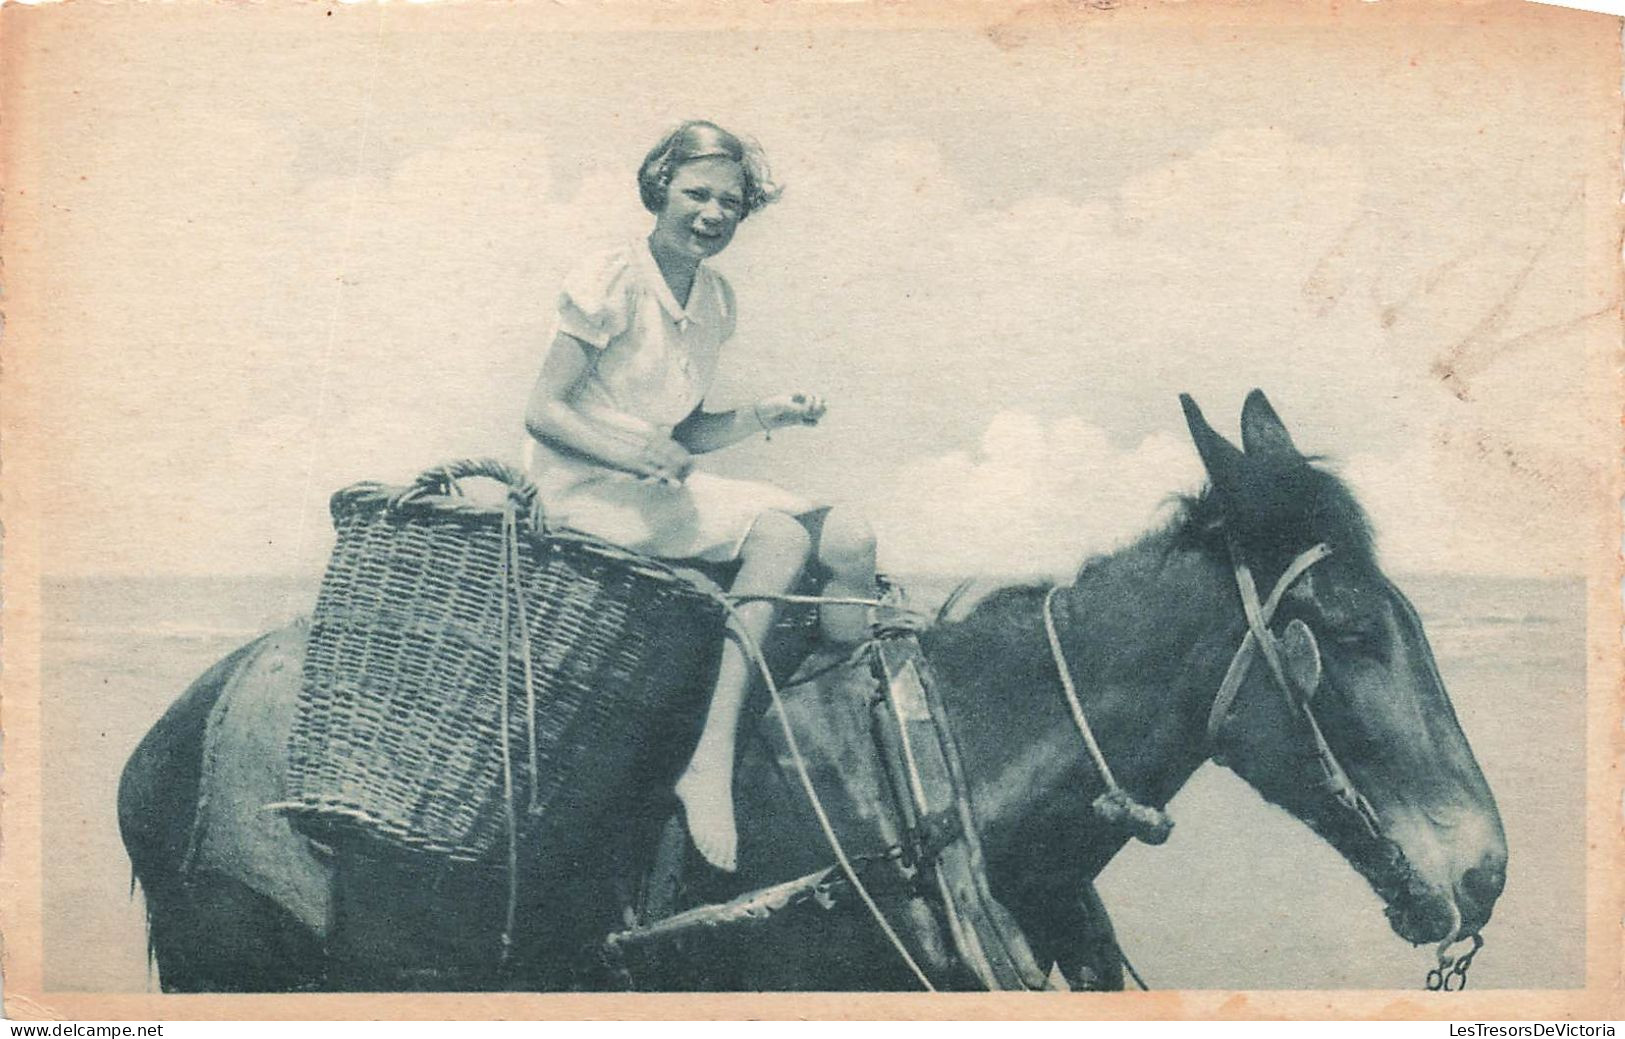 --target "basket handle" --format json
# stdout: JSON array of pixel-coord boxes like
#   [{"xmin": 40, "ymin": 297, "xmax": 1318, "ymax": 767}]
[{"xmin": 391, "ymin": 458, "xmax": 547, "ymax": 533}]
